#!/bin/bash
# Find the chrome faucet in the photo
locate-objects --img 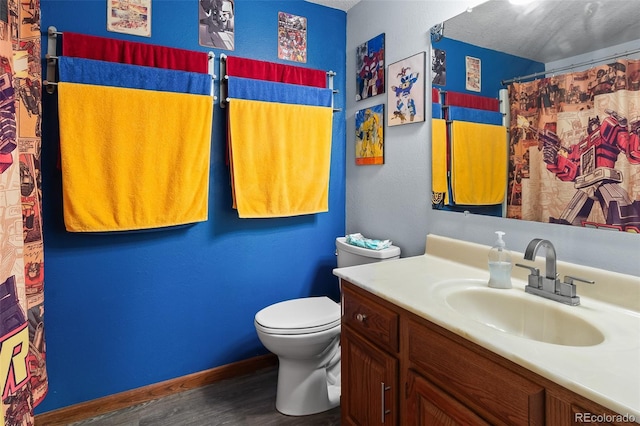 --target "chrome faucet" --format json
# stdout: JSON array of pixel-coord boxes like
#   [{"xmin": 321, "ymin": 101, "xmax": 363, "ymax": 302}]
[{"xmin": 516, "ymin": 238, "xmax": 594, "ymax": 306}]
